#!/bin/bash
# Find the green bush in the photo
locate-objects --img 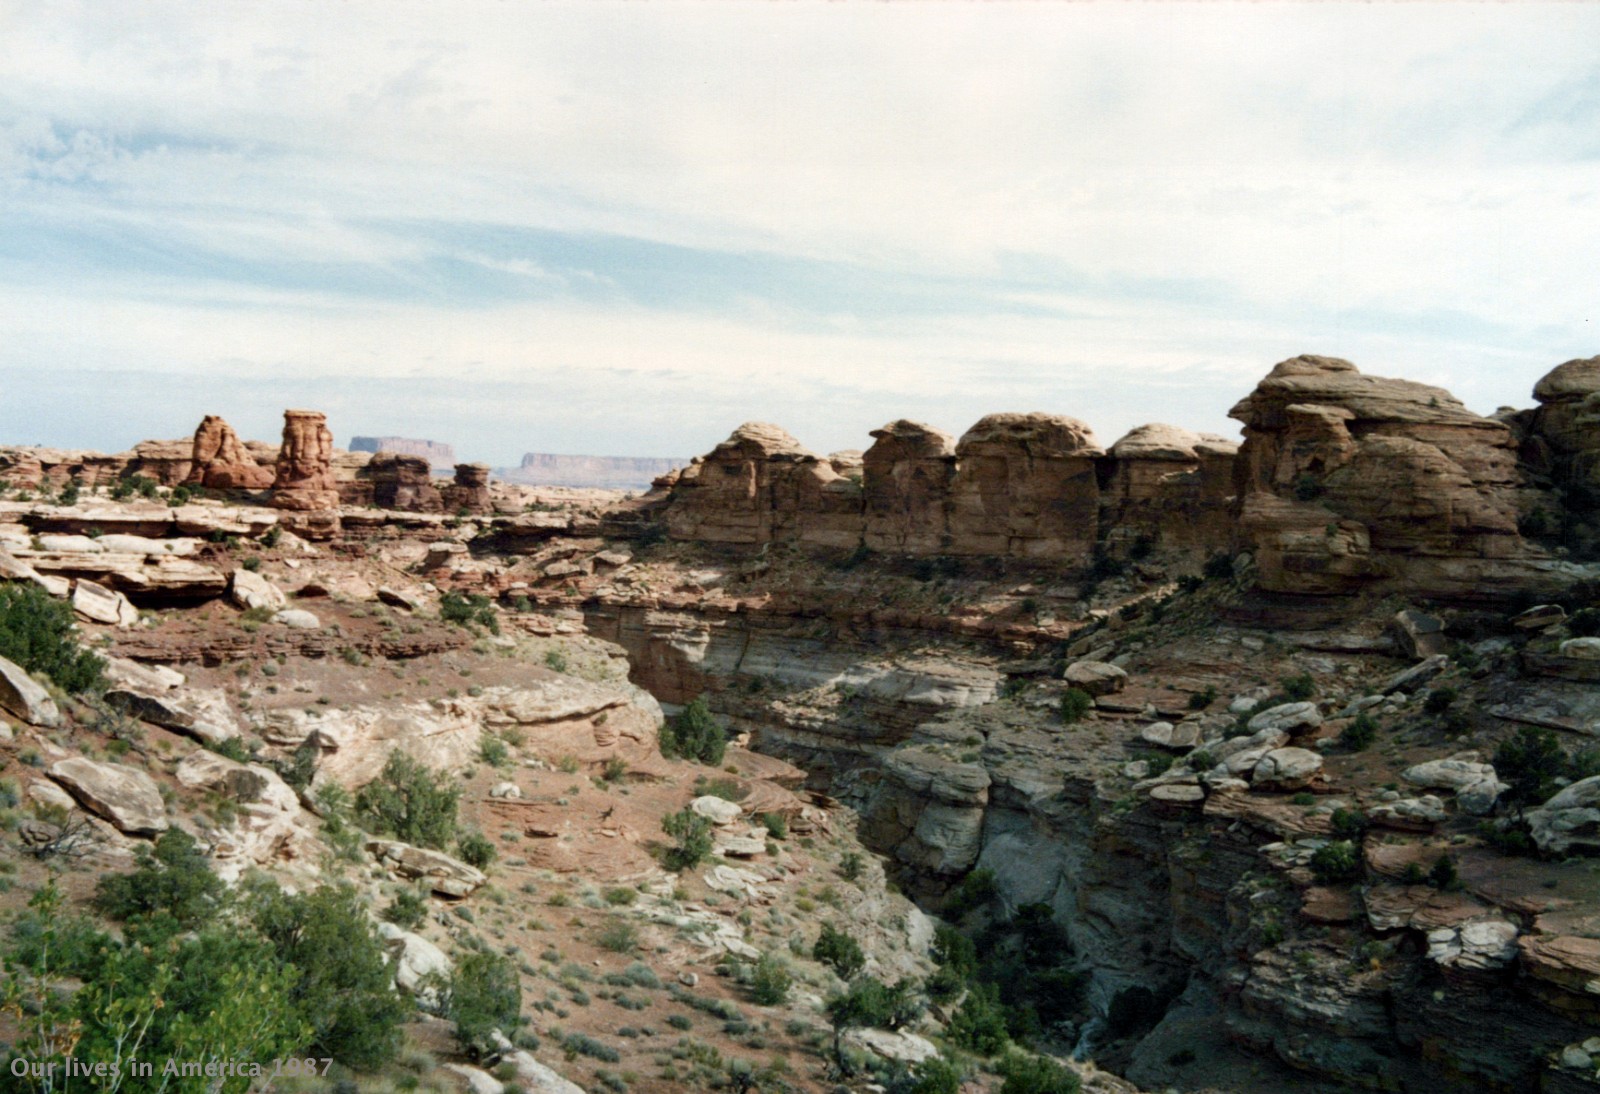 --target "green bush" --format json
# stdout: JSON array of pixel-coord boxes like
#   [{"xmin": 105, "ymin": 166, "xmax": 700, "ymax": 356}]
[
  {"xmin": 1340, "ymin": 712, "xmax": 1378, "ymax": 752},
  {"xmin": 449, "ymin": 950, "xmax": 523, "ymax": 1059},
  {"xmin": 93, "ymin": 828, "xmax": 225, "ymax": 940},
  {"xmin": 661, "ymin": 807, "xmax": 713, "ymax": 870},
  {"xmin": 1569, "ymin": 608, "xmax": 1600, "ymax": 637},
  {"xmin": 0, "ymin": 583, "xmax": 105, "ymax": 693},
  {"xmin": 479, "ymin": 734, "xmax": 511, "ymax": 768},
  {"xmin": 354, "ymin": 752, "xmax": 461, "ymax": 849},
  {"xmin": 839, "ymin": 851, "xmax": 864, "ymax": 881},
  {"xmin": 440, "ymin": 591, "xmax": 500, "ymax": 634},
  {"xmin": 760, "ymin": 813, "xmax": 787, "ymax": 840},
  {"xmin": 813, "ymin": 923, "xmax": 865, "ymax": 980},
  {"xmin": 246, "ymin": 881, "xmax": 409, "ymax": 1070},
  {"xmin": 904, "ymin": 1057, "xmax": 964, "ymax": 1094},
  {"xmin": 1202, "ymin": 552, "xmax": 1235, "ymax": 580},
  {"xmin": 1058, "ymin": 688, "xmax": 1093, "ymax": 724},
  {"xmin": 1494, "ymin": 726, "xmax": 1569, "ymax": 808},
  {"xmin": 1309, "ymin": 840, "xmax": 1361, "ymax": 884},
  {"xmin": 1423, "ymin": 687, "xmax": 1457, "ymax": 715},
  {"xmin": 947, "ymin": 981, "xmax": 1009, "ymax": 1055},
  {"xmin": 457, "ymin": 829, "xmax": 496, "ymax": 869},
  {"xmin": 1330, "ymin": 808, "xmax": 1368, "ymax": 839},
  {"xmin": 1187, "ymin": 686, "xmax": 1218, "ymax": 711},
  {"xmin": 1280, "ymin": 673, "xmax": 1315, "ymax": 701},
  {"xmin": 597, "ymin": 918, "xmax": 639, "ymax": 953},
  {"xmin": 751, "ymin": 953, "xmax": 792, "ymax": 1006},
  {"xmin": 943, "ymin": 868, "xmax": 998, "ymax": 920},
  {"xmin": 826, "ymin": 976, "xmax": 919, "ymax": 1032},
  {"xmin": 382, "ymin": 887, "xmax": 429, "ymax": 930},
  {"xmin": 660, "ymin": 696, "xmax": 726, "ymax": 765},
  {"xmin": 999, "ymin": 1053, "xmax": 1081, "ymax": 1094}
]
